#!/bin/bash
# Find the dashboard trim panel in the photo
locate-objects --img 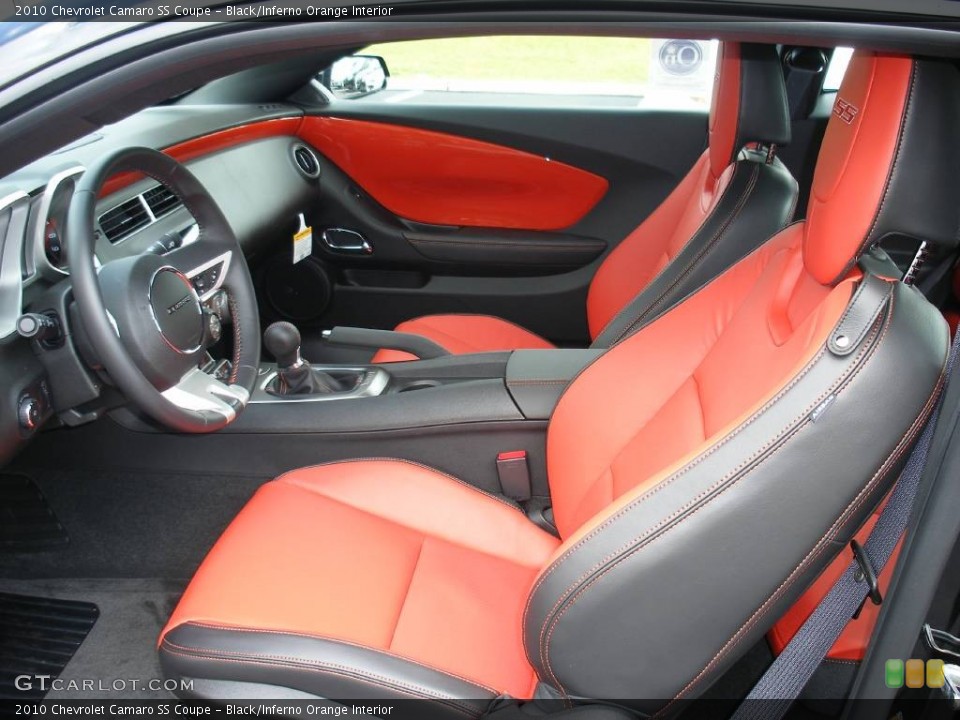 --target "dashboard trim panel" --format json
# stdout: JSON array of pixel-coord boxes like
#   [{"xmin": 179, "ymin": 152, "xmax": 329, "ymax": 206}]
[
  {"xmin": 30, "ymin": 165, "xmax": 85, "ymax": 279},
  {"xmin": 0, "ymin": 191, "xmax": 30, "ymax": 339},
  {"xmin": 99, "ymin": 116, "xmax": 303, "ymax": 197}
]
